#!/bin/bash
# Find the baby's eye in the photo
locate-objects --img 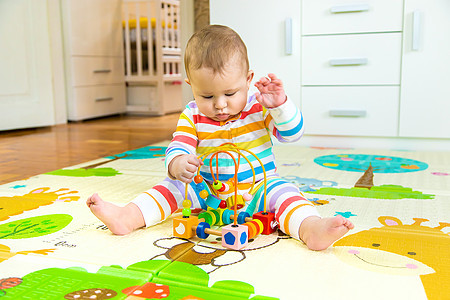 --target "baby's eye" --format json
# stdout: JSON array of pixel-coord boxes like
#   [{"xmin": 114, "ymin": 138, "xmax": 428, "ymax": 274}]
[
  {"xmin": 202, "ymin": 95, "xmax": 213, "ymax": 99},
  {"xmin": 225, "ymin": 92, "xmax": 236, "ymax": 97}
]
